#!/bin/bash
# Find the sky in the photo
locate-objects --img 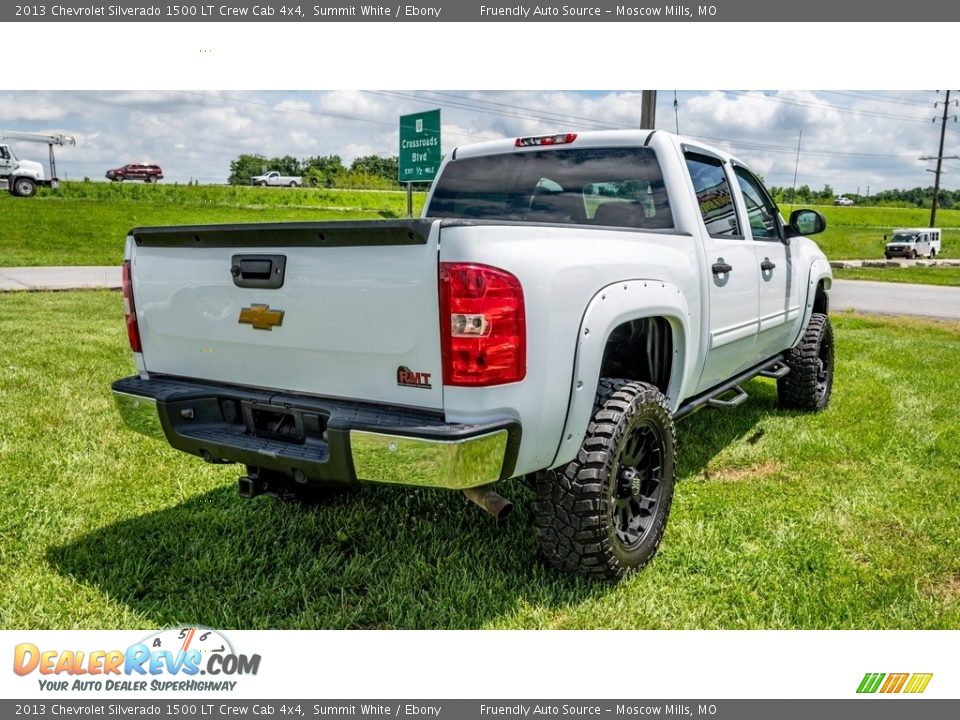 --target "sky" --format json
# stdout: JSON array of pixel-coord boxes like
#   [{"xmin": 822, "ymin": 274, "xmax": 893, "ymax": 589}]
[{"xmin": 1, "ymin": 89, "xmax": 958, "ymax": 194}]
